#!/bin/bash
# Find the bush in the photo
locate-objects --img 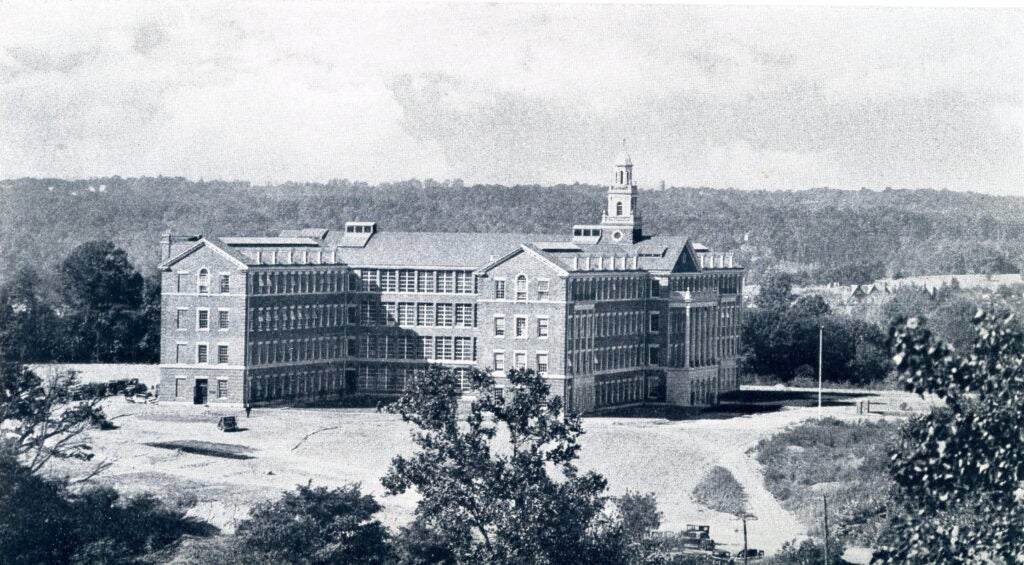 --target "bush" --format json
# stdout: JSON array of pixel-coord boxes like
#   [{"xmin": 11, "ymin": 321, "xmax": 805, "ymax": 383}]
[
  {"xmin": 754, "ymin": 418, "xmax": 897, "ymax": 547},
  {"xmin": 0, "ymin": 455, "xmax": 214, "ymax": 564},
  {"xmin": 691, "ymin": 466, "xmax": 748, "ymax": 516},
  {"xmin": 232, "ymin": 482, "xmax": 390, "ymax": 565}
]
